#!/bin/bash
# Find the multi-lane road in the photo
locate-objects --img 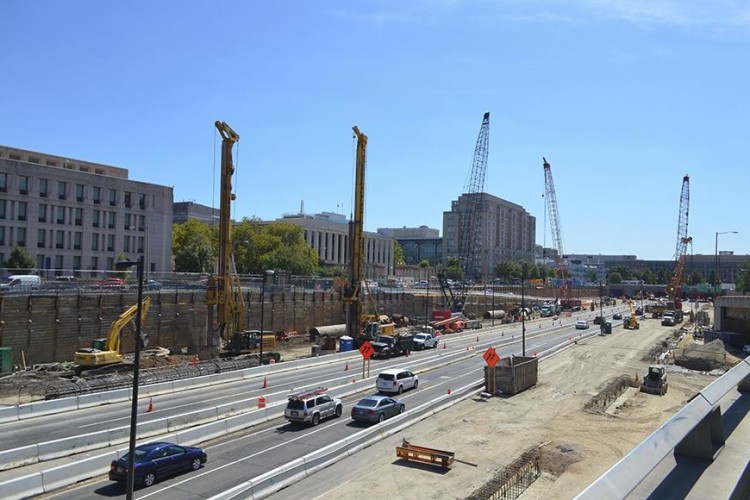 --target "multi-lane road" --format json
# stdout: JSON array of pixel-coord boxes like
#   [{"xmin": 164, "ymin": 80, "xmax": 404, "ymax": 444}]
[{"xmin": 1, "ymin": 307, "xmax": 623, "ymax": 499}]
